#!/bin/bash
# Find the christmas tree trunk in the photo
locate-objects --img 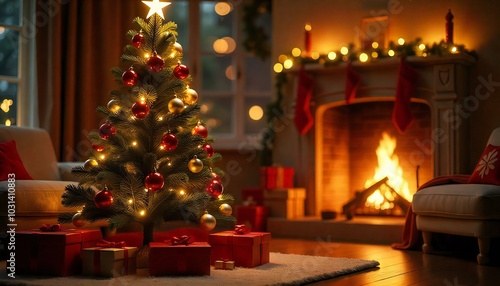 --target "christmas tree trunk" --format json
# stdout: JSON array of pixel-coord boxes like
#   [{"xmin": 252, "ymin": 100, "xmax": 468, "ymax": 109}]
[{"xmin": 58, "ymin": 4, "xmax": 234, "ymax": 246}]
